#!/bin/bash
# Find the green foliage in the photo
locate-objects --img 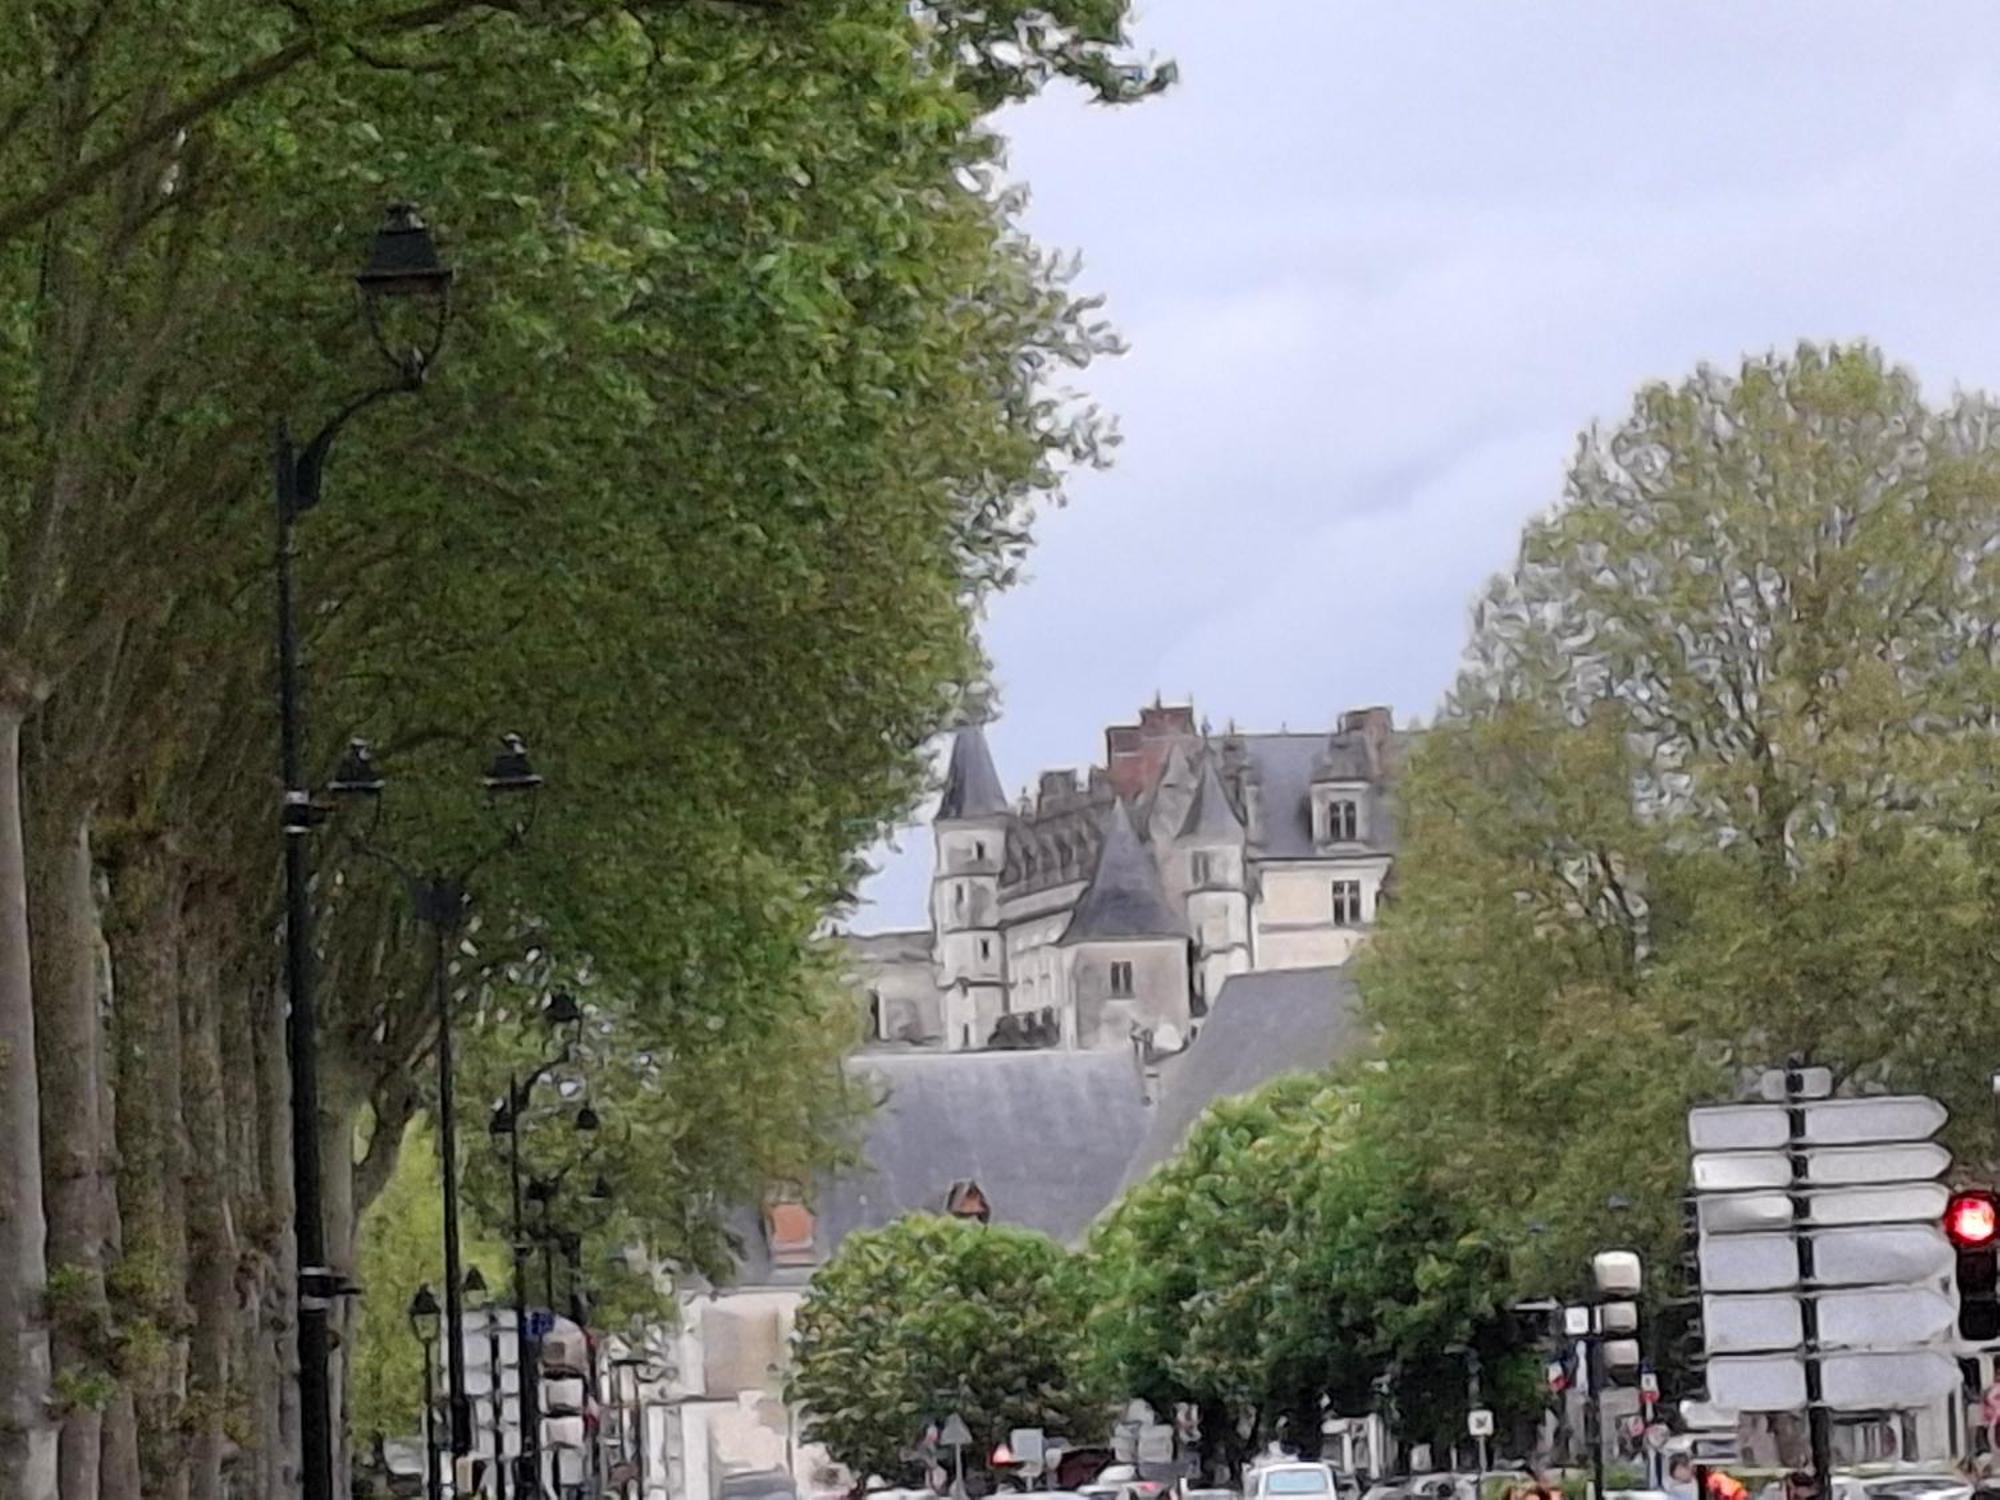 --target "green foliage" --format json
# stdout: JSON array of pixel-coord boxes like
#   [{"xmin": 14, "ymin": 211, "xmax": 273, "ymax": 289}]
[
  {"xmin": 350, "ymin": 1122, "xmax": 511, "ymax": 1450},
  {"xmin": 1360, "ymin": 341, "xmax": 2000, "ymax": 1337},
  {"xmin": 1088, "ymin": 1074, "xmax": 1535, "ymax": 1470},
  {"xmin": 789, "ymin": 1215, "xmax": 1106, "ymax": 1485}
]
